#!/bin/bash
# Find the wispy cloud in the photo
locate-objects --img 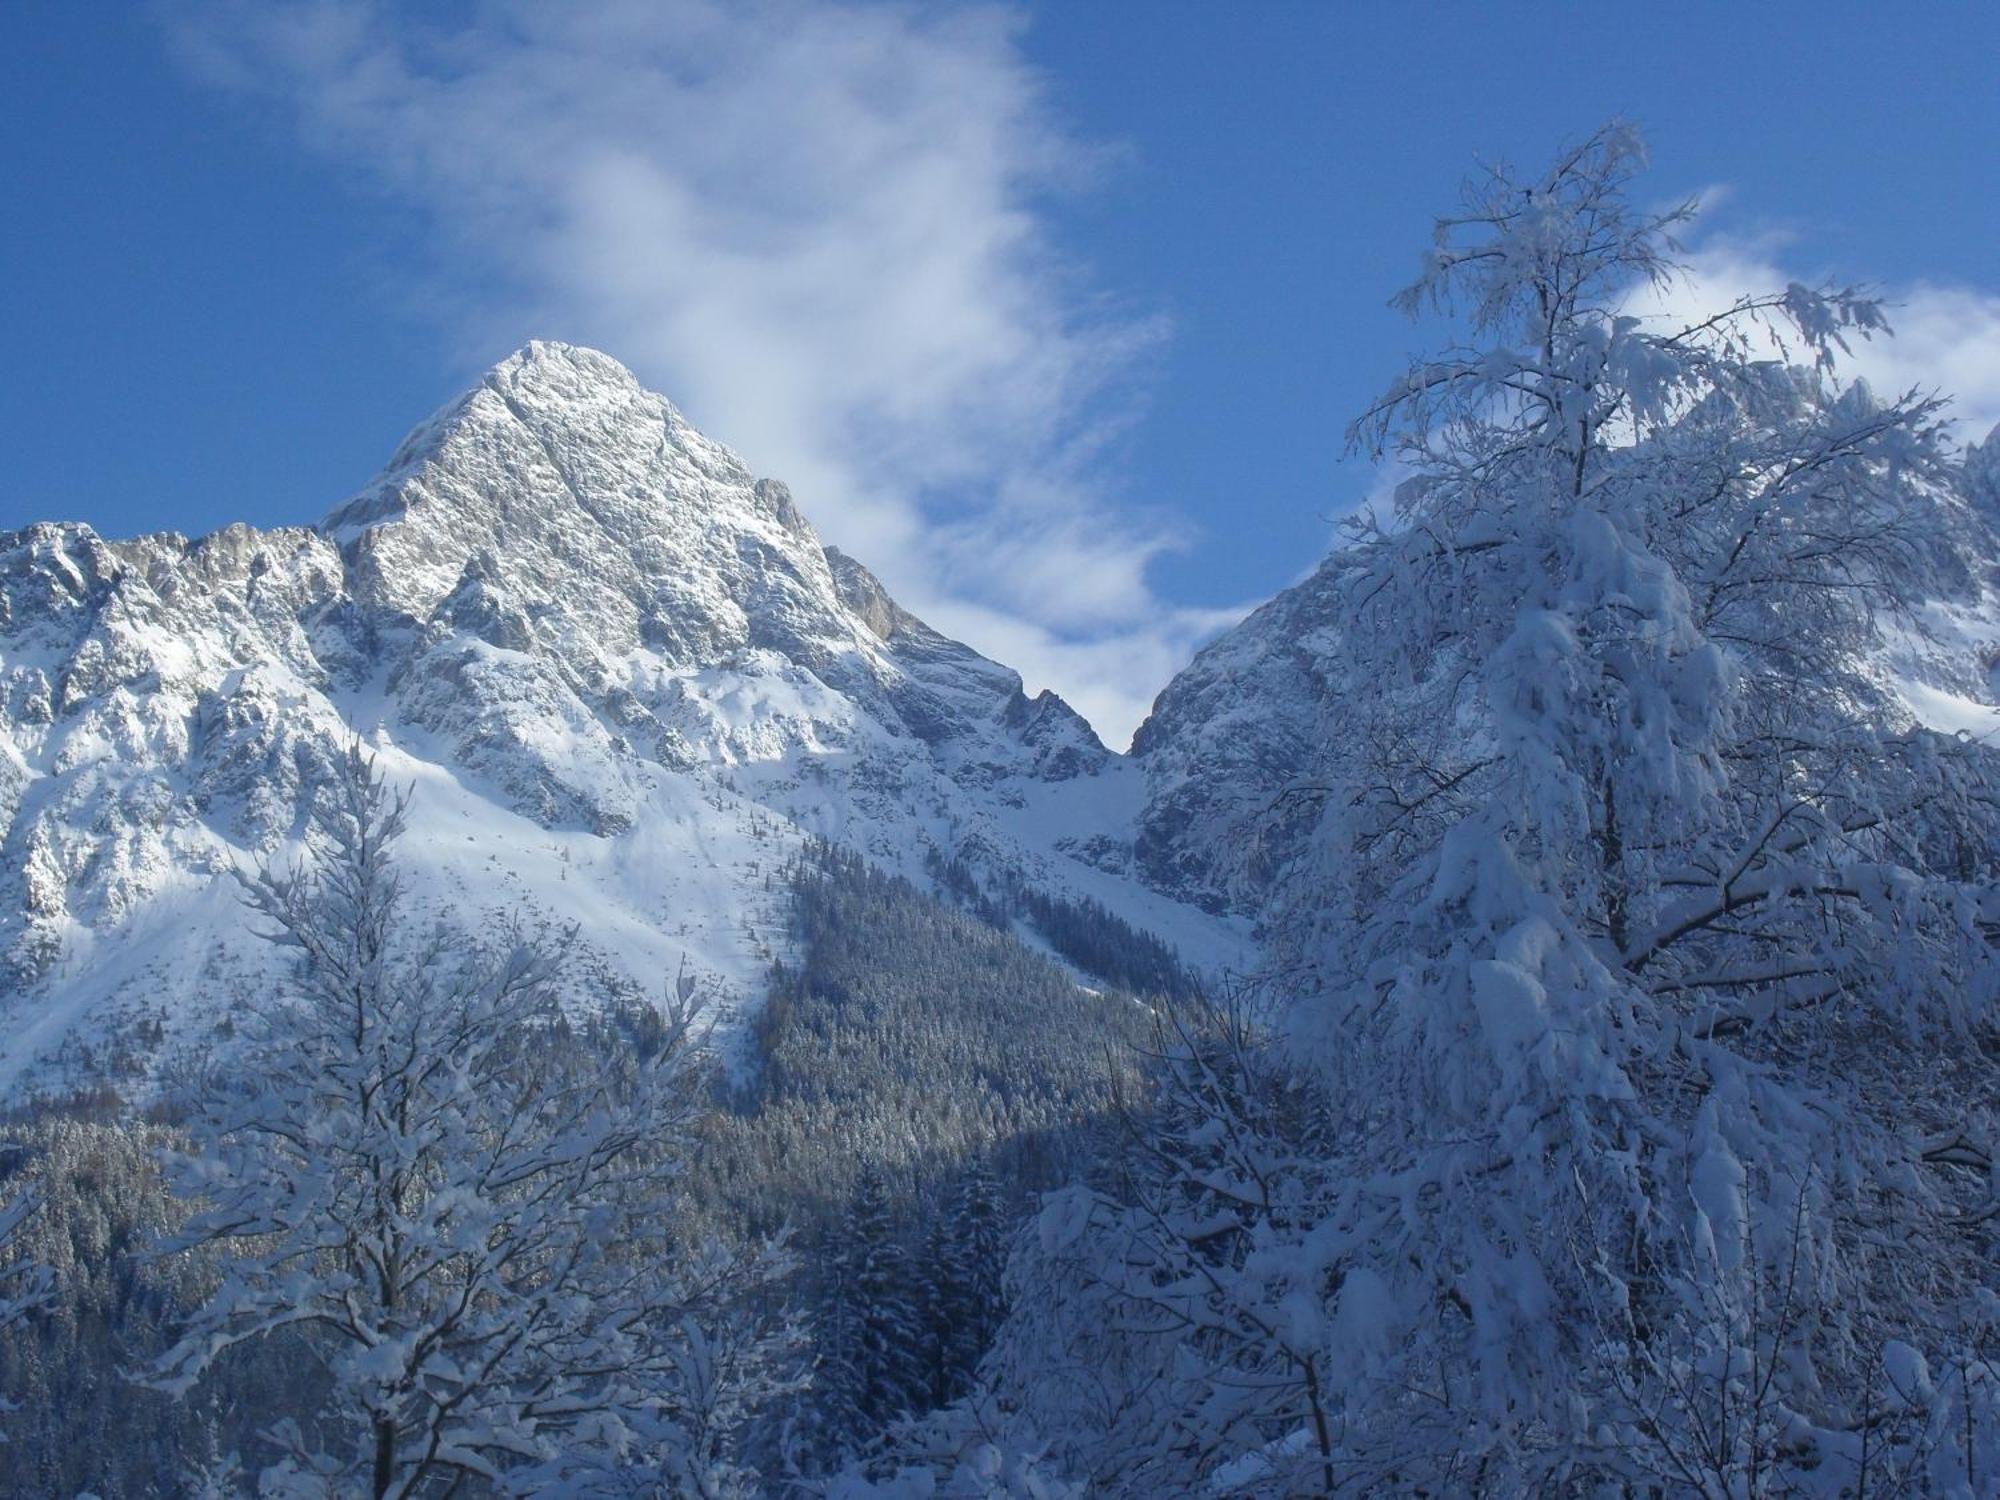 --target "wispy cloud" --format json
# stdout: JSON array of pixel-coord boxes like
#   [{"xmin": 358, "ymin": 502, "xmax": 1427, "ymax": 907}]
[{"xmin": 166, "ymin": 0, "xmax": 1243, "ymax": 747}]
